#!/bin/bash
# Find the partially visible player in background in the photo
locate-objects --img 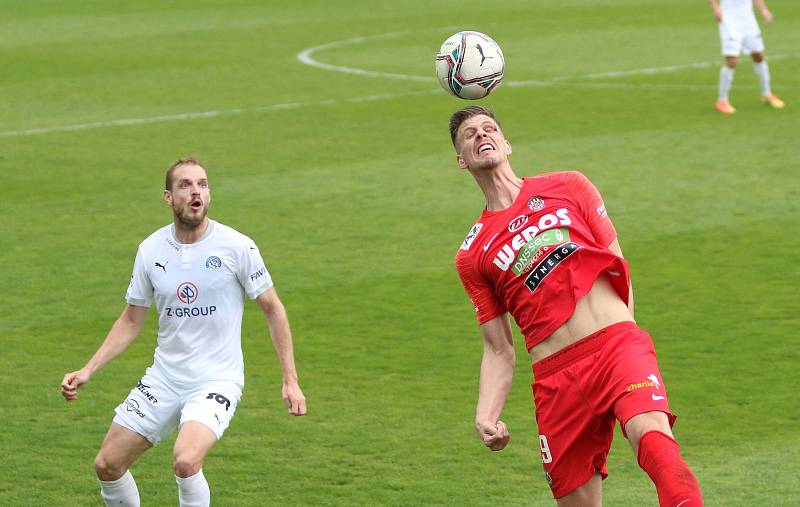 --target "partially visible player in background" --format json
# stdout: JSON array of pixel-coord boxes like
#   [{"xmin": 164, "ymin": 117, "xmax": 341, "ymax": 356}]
[
  {"xmin": 449, "ymin": 106, "xmax": 703, "ymax": 506},
  {"xmin": 710, "ymin": 0, "xmax": 784, "ymax": 114},
  {"xmin": 61, "ymin": 158, "xmax": 306, "ymax": 507}
]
